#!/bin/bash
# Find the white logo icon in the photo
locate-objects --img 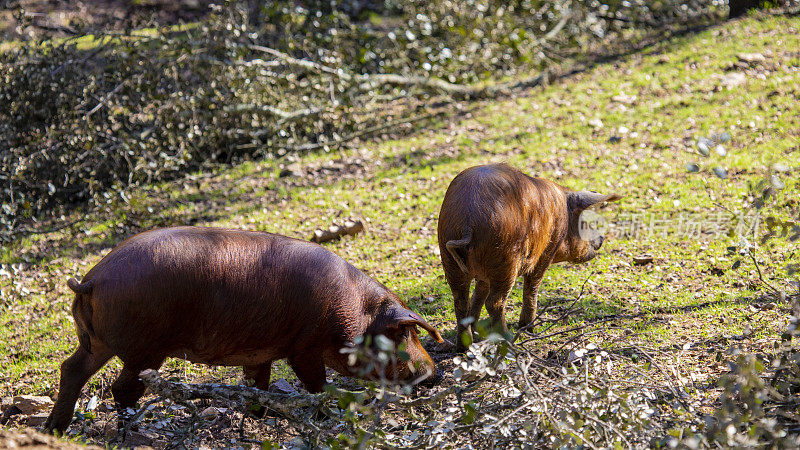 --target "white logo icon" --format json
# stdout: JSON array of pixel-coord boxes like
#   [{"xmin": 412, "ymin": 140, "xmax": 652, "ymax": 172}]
[{"xmin": 578, "ymin": 209, "xmax": 608, "ymax": 241}]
